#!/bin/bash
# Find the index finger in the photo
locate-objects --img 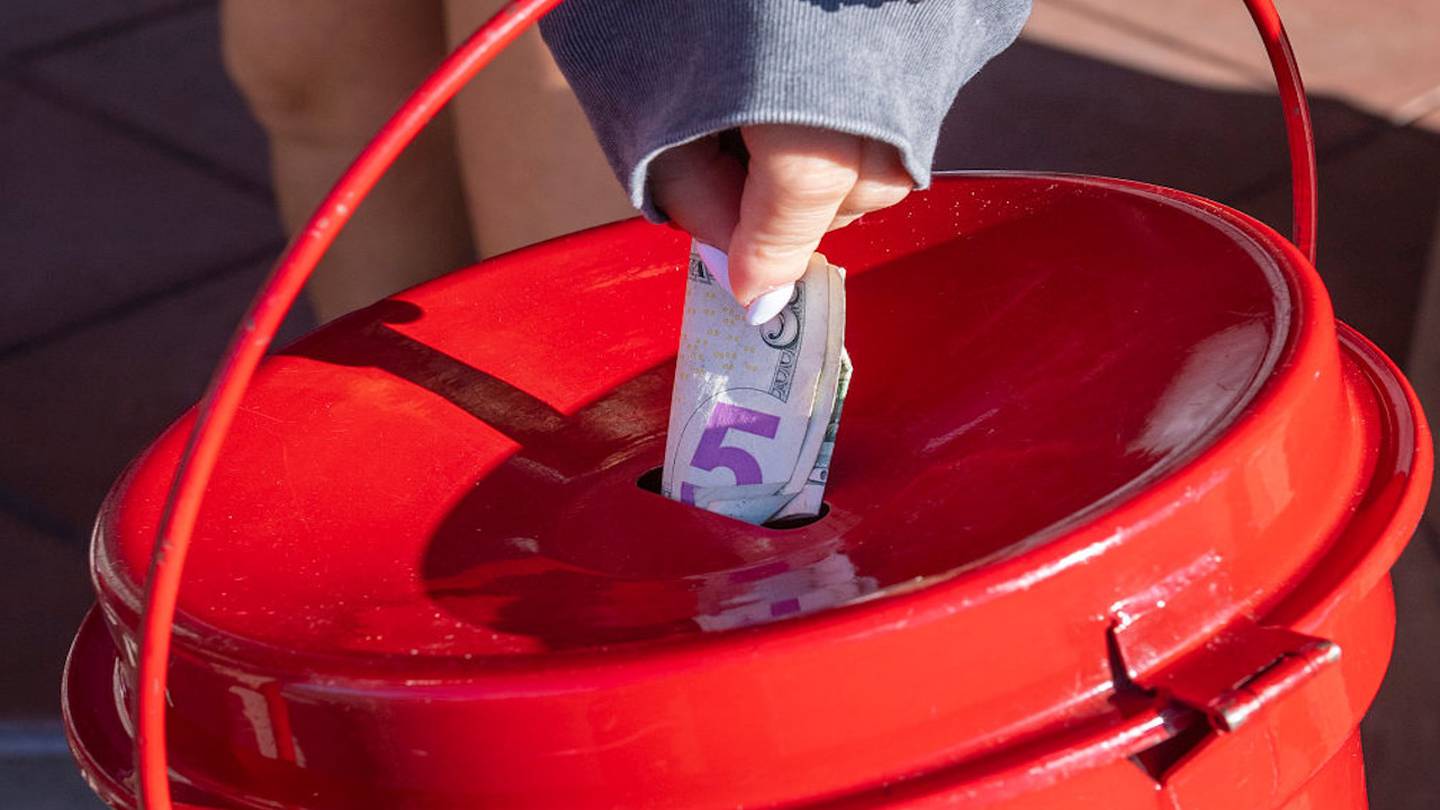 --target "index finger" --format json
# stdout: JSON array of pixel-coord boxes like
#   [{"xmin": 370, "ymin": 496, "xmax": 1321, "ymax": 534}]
[{"xmin": 727, "ymin": 126, "xmax": 860, "ymax": 305}]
